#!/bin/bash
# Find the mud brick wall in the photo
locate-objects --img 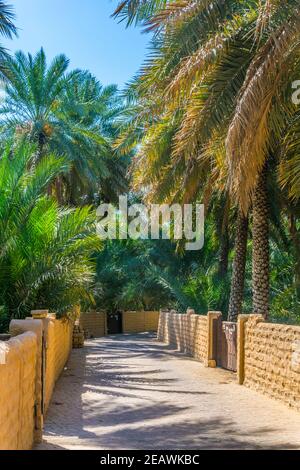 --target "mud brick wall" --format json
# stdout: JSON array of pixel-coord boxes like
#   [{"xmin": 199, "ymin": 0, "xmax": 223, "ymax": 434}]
[
  {"xmin": 80, "ymin": 310, "xmax": 106, "ymax": 338},
  {"xmin": 123, "ymin": 311, "xmax": 145, "ymax": 333},
  {"xmin": 243, "ymin": 316, "xmax": 300, "ymax": 410},
  {"xmin": 144, "ymin": 311, "xmax": 160, "ymax": 331},
  {"xmin": 158, "ymin": 311, "xmax": 209, "ymax": 365},
  {"xmin": 45, "ymin": 318, "xmax": 73, "ymax": 412},
  {"xmin": 0, "ymin": 332, "xmax": 37, "ymax": 450},
  {"xmin": 194, "ymin": 316, "xmax": 209, "ymax": 363},
  {"xmin": 0, "ymin": 314, "xmax": 73, "ymax": 450},
  {"xmin": 79, "ymin": 310, "xmax": 159, "ymax": 336},
  {"xmin": 53, "ymin": 319, "xmax": 73, "ymax": 381},
  {"xmin": 123, "ymin": 311, "xmax": 159, "ymax": 333}
]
